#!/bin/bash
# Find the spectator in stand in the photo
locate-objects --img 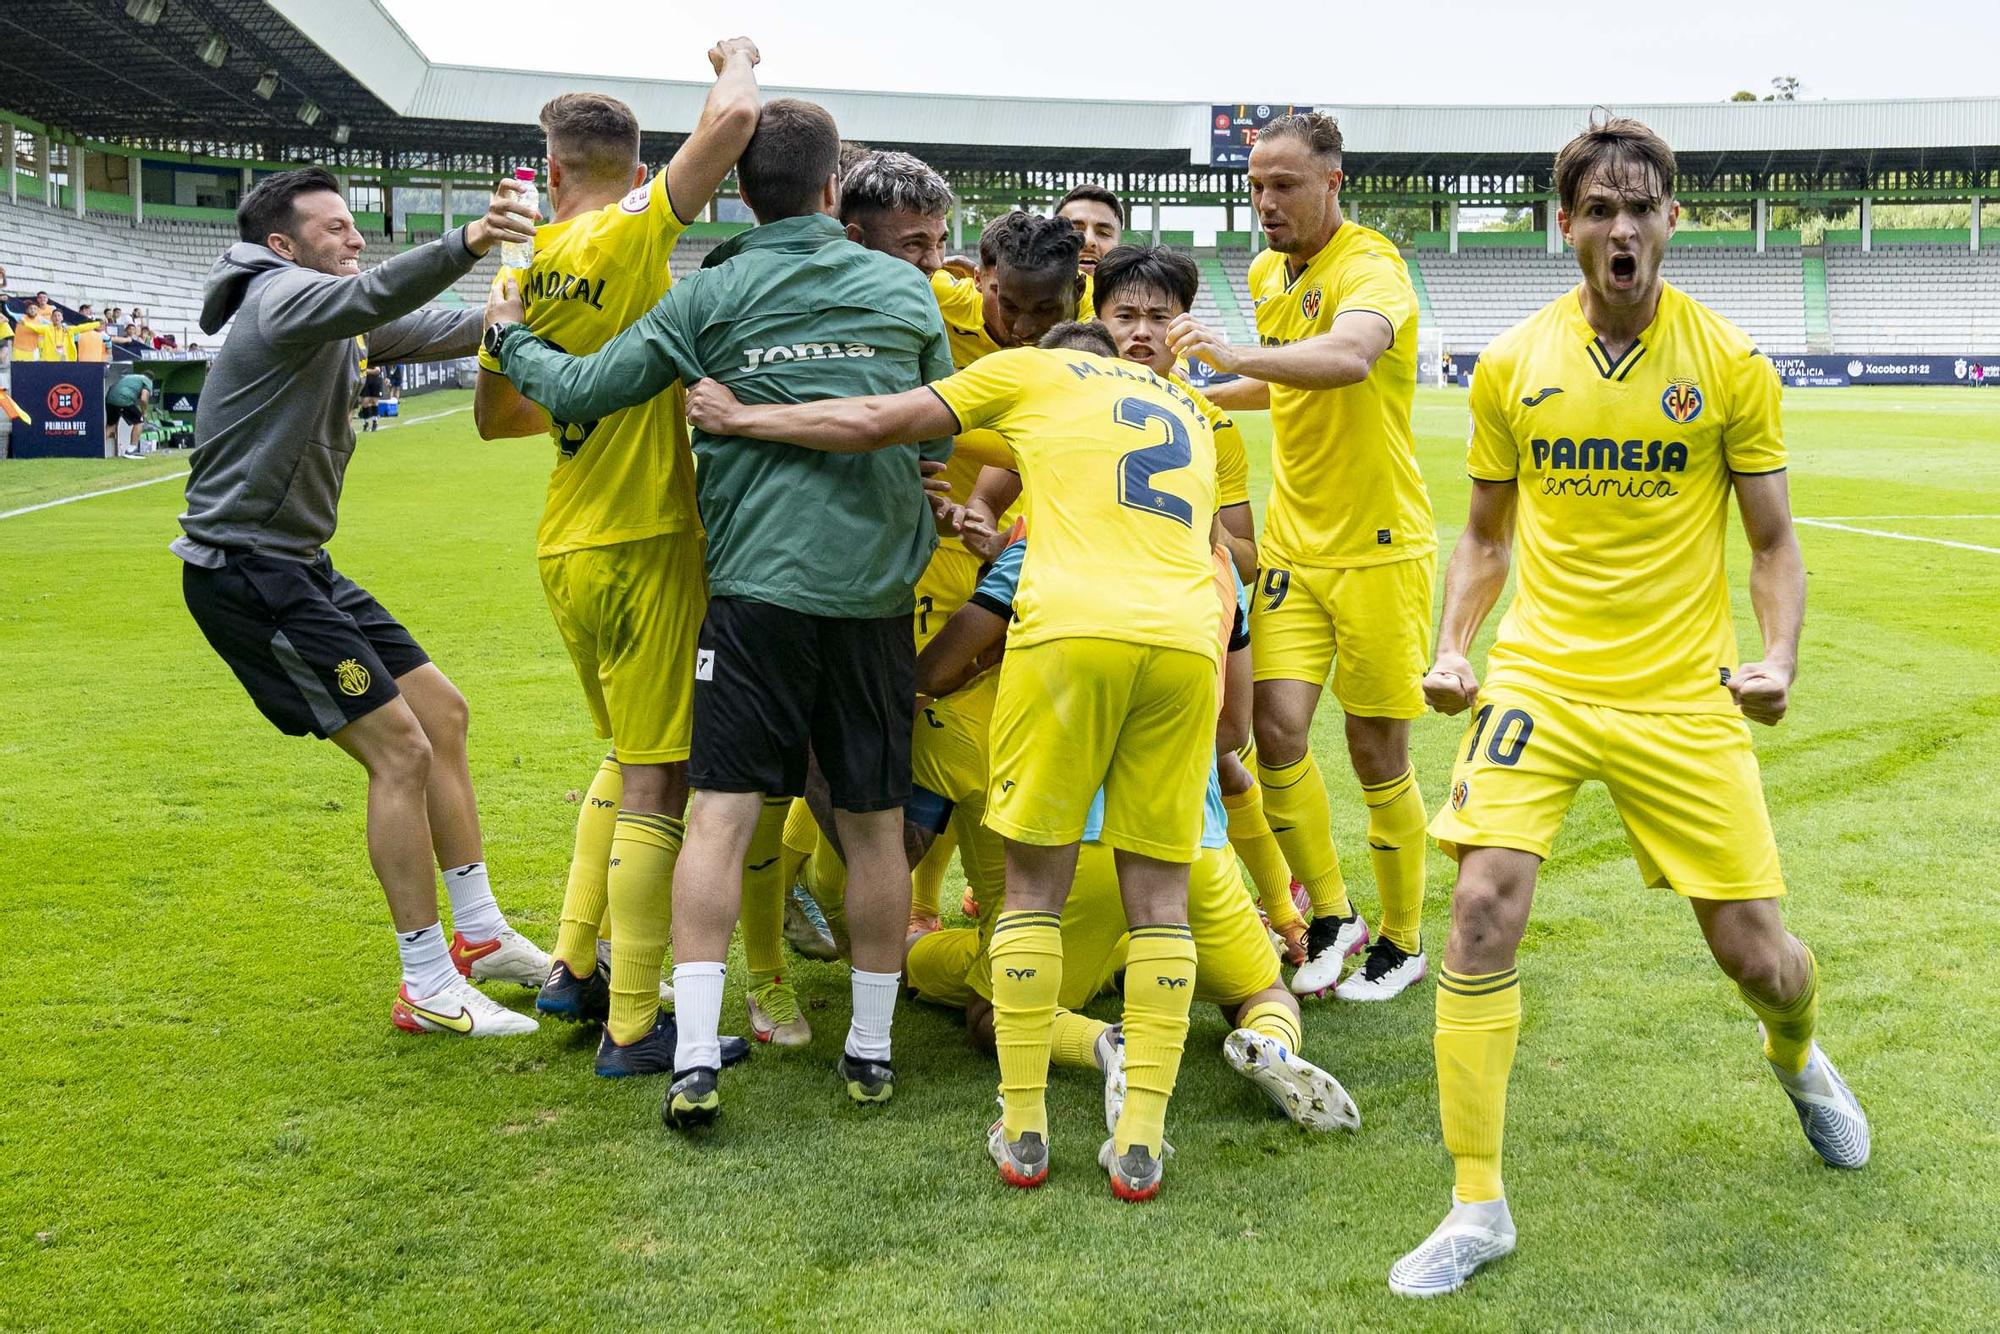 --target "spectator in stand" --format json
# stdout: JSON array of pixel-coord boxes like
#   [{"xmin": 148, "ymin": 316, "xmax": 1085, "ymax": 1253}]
[
  {"xmin": 76, "ymin": 317, "xmax": 110, "ymax": 362},
  {"xmin": 139, "ymin": 325, "xmax": 160, "ymax": 350}
]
